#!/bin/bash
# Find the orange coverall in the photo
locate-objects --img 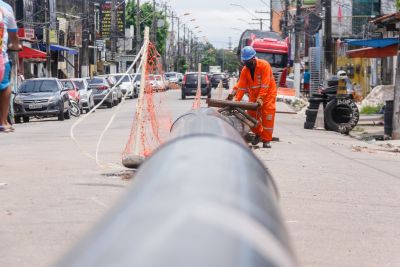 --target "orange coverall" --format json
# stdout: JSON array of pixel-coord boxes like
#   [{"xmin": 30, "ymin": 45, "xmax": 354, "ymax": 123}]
[{"xmin": 233, "ymin": 58, "xmax": 277, "ymax": 142}]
